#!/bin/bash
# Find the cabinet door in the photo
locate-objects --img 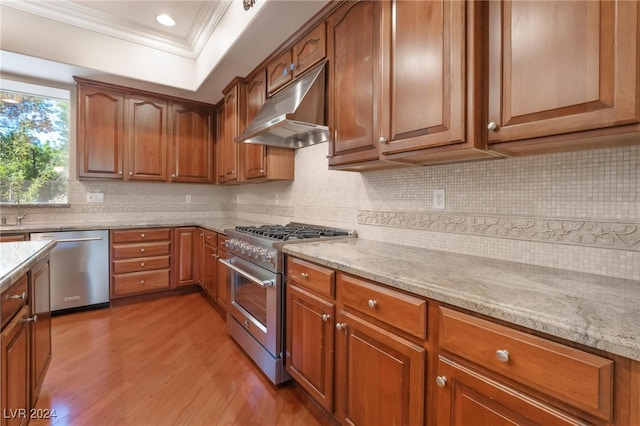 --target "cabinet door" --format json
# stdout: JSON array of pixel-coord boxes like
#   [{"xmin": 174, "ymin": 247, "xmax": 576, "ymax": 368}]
[
  {"xmin": 170, "ymin": 103, "xmax": 213, "ymax": 183},
  {"xmin": 335, "ymin": 310, "xmax": 425, "ymax": 426},
  {"xmin": 218, "ymin": 83, "xmax": 246, "ymax": 183},
  {"xmin": 379, "ymin": 0, "xmax": 466, "ymax": 156},
  {"xmin": 173, "ymin": 227, "xmax": 197, "ymax": 286},
  {"xmin": 30, "ymin": 258, "xmax": 51, "ymax": 404},
  {"xmin": 244, "ymin": 71, "xmax": 268, "ymax": 179},
  {"xmin": 127, "ymin": 95, "xmax": 168, "ymax": 181},
  {"xmin": 216, "ymin": 235, "xmax": 230, "ymax": 311},
  {"xmin": 487, "ymin": 0, "xmax": 639, "ymax": 146},
  {"xmin": 267, "ymin": 50, "xmax": 293, "ymax": 95},
  {"xmin": 292, "ymin": 22, "xmax": 327, "ymax": 78},
  {"xmin": 203, "ymin": 241, "xmax": 218, "ymax": 298},
  {"xmin": 1, "ymin": 306, "xmax": 30, "ymax": 426},
  {"xmin": 327, "ymin": 1, "xmax": 382, "ymax": 167},
  {"xmin": 286, "ymin": 285, "xmax": 335, "ymax": 412},
  {"xmin": 77, "ymin": 85, "xmax": 125, "ymax": 179},
  {"xmin": 0, "ymin": 235, "xmax": 27, "ymax": 242},
  {"xmin": 435, "ymin": 357, "xmax": 584, "ymax": 426}
]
